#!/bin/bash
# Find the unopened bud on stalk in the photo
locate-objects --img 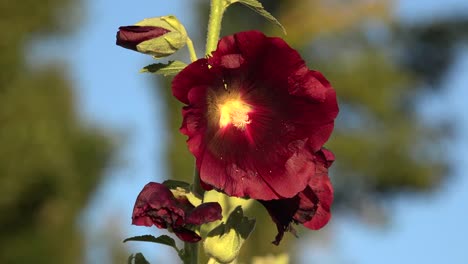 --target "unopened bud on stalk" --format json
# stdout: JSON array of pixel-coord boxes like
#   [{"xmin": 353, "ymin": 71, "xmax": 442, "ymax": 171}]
[{"xmin": 116, "ymin": 15, "xmax": 188, "ymax": 58}]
